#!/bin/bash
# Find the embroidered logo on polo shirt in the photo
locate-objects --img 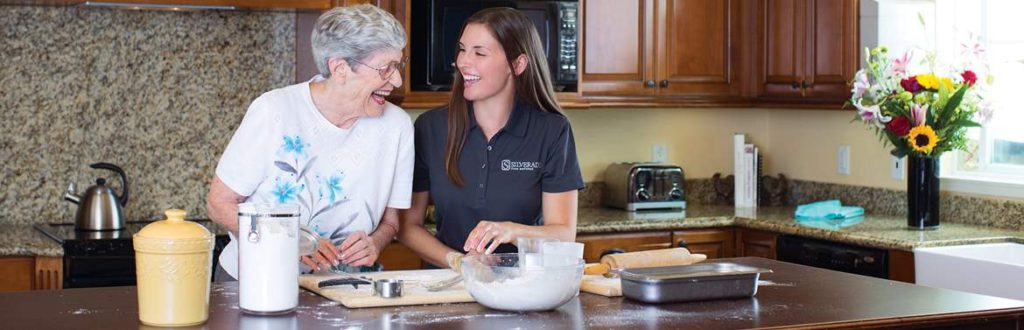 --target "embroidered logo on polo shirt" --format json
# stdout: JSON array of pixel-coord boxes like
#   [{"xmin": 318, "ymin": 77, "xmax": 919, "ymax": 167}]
[{"xmin": 501, "ymin": 159, "xmax": 541, "ymax": 171}]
